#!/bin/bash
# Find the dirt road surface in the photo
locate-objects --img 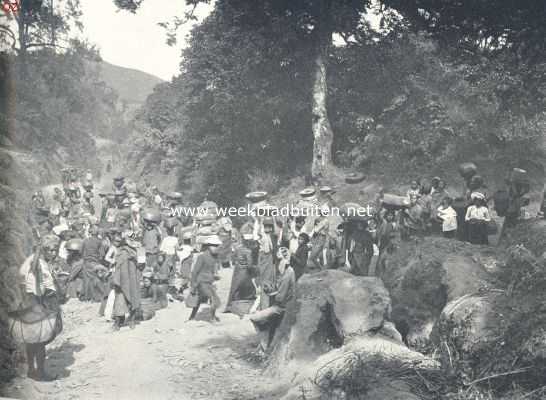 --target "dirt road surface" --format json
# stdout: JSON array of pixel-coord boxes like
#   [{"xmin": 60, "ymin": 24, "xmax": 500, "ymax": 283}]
[{"xmin": 4, "ymin": 268, "xmax": 282, "ymax": 400}]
